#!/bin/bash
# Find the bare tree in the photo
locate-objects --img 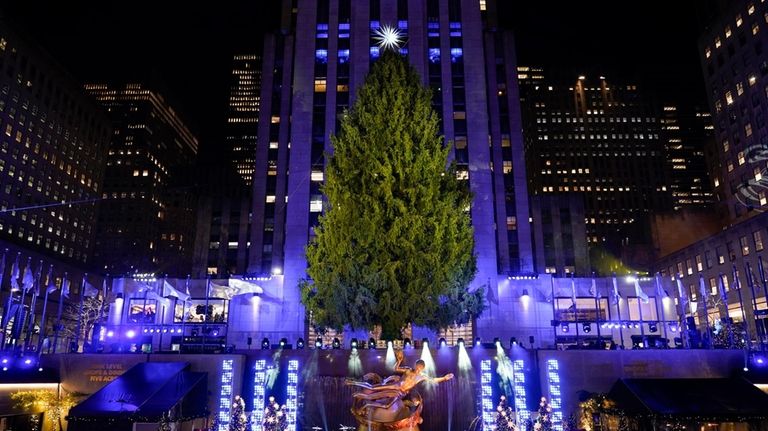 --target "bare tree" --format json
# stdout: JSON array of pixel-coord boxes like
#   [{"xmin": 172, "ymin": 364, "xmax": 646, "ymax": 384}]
[{"xmin": 58, "ymin": 296, "xmax": 106, "ymax": 345}]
